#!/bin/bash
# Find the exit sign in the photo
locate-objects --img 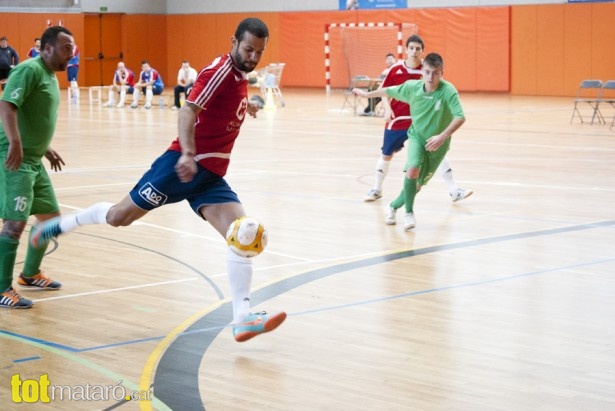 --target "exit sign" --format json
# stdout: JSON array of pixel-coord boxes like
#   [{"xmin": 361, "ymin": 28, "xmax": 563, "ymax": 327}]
[{"xmin": 100, "ymin": 6, "xmax": 108, "ymax": 12}]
